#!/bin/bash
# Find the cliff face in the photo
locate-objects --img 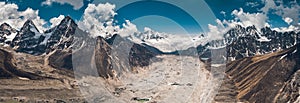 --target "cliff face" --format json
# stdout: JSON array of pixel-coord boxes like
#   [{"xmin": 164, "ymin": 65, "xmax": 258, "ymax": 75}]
[
  {"xmin": 94, "ymin": 36, "xmax": 115, "ymax": 78},
  {"xmin": 216, "ymin": 44, "xmax": 300, "ymax": 102}
]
